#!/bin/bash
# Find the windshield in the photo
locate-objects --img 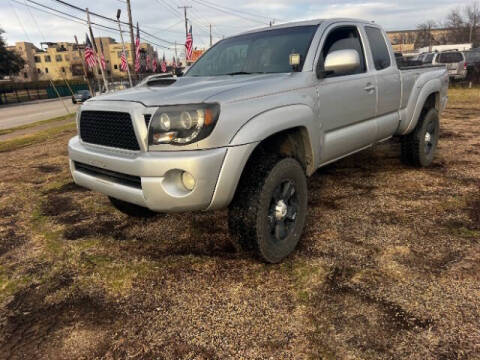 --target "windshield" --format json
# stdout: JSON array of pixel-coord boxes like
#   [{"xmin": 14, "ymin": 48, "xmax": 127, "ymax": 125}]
[
  {"xmin": 186, "ymin": 25, "xmax": 318, "ymax": 77},
  {"xmin": 437, "ymin": 52, "xmax": 463, "ymax": 63}
]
